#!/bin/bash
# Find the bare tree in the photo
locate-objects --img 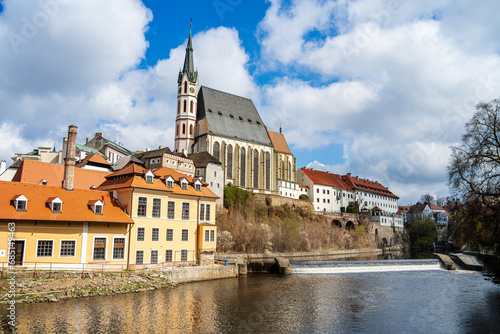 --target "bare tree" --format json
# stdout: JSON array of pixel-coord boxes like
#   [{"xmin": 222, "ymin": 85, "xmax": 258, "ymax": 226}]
[
  {"xmin": 448, "ymin": 98, "xmax": 500, "ymax": 249},
  {"xmin": 420, "ymin": 194, "xmax": 435, "ymax": 204}
]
